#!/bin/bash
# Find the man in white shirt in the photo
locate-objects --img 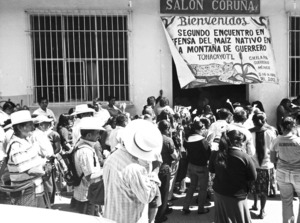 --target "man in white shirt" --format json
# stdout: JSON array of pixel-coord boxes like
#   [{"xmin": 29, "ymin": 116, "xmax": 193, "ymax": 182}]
[
  {"xmin": 108, "ymin": 114, "xmax": 128, "ymax": 152},
  {"xmin": 33, "ymin": 97, "xmax": 56, "ymax": 124}
]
